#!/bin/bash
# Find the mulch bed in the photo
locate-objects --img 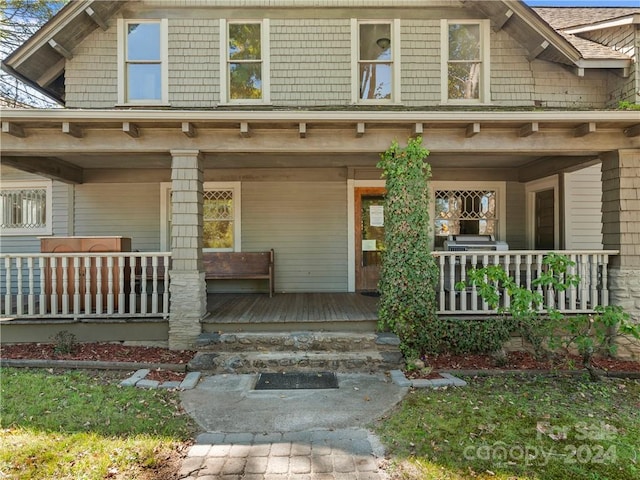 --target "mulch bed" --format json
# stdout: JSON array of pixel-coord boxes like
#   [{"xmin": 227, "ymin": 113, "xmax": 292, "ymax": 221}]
[
  {"xmin": 1, "ymin": 342, "xmax": 194, "ymax": 364},
  {"xmin": 1, "ymin": 343, "xmax": 195, "ymax": 383},
  {"xmin": 404, "ymin": 351, "xmax": 640, "ymax": 380}
]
